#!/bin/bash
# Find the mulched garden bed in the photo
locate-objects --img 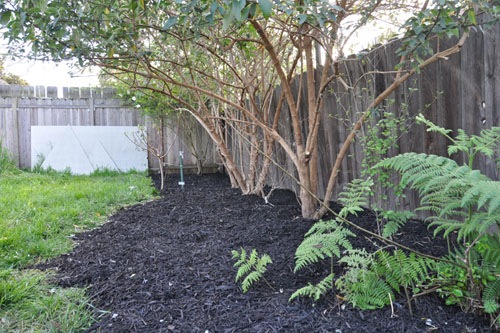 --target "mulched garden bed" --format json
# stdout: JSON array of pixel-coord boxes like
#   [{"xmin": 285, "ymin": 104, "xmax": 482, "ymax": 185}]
[{"xmin": 38, "ymin": 173, "xmax": 495, "ymax": 332}]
